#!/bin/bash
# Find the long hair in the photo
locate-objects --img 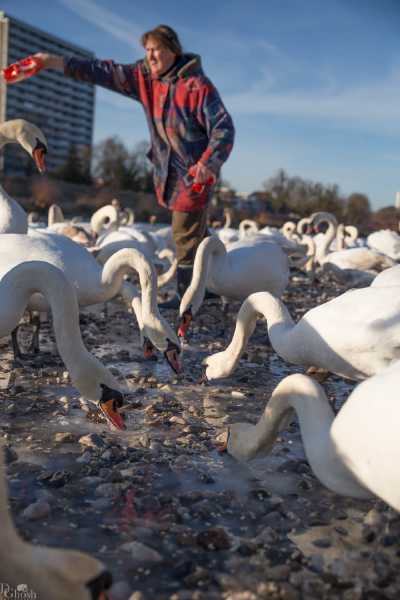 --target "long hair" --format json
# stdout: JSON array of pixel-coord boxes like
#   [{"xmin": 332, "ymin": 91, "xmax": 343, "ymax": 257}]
[{"xmin": 141, "ymin": 25, "xmax": 183, "ymax": 56}]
